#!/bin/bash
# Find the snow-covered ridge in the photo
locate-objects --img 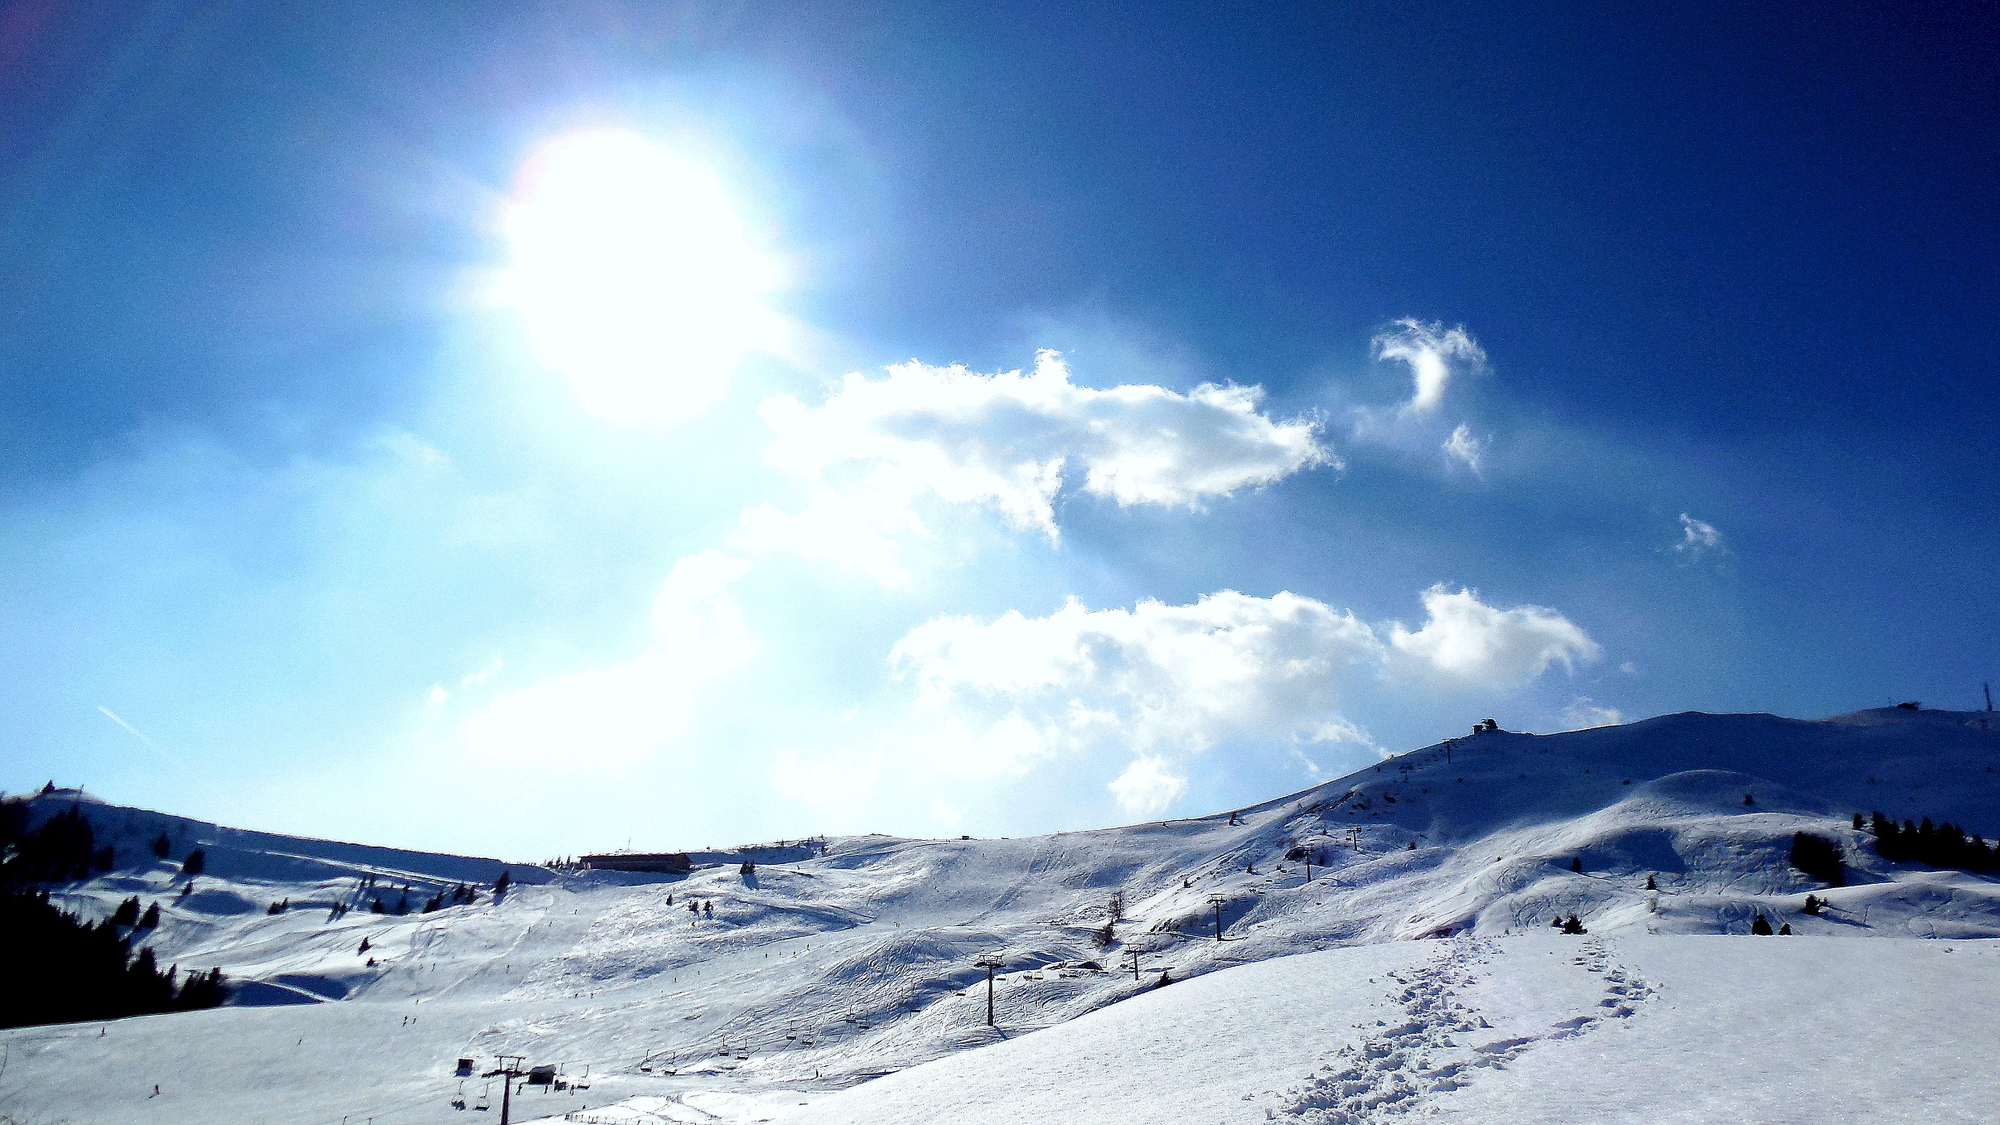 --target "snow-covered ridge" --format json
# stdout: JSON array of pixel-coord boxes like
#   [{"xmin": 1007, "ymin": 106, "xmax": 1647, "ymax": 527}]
[{"xmin": 8, "ymin": 706, "xmax": 1999, "ymax": 1124}]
